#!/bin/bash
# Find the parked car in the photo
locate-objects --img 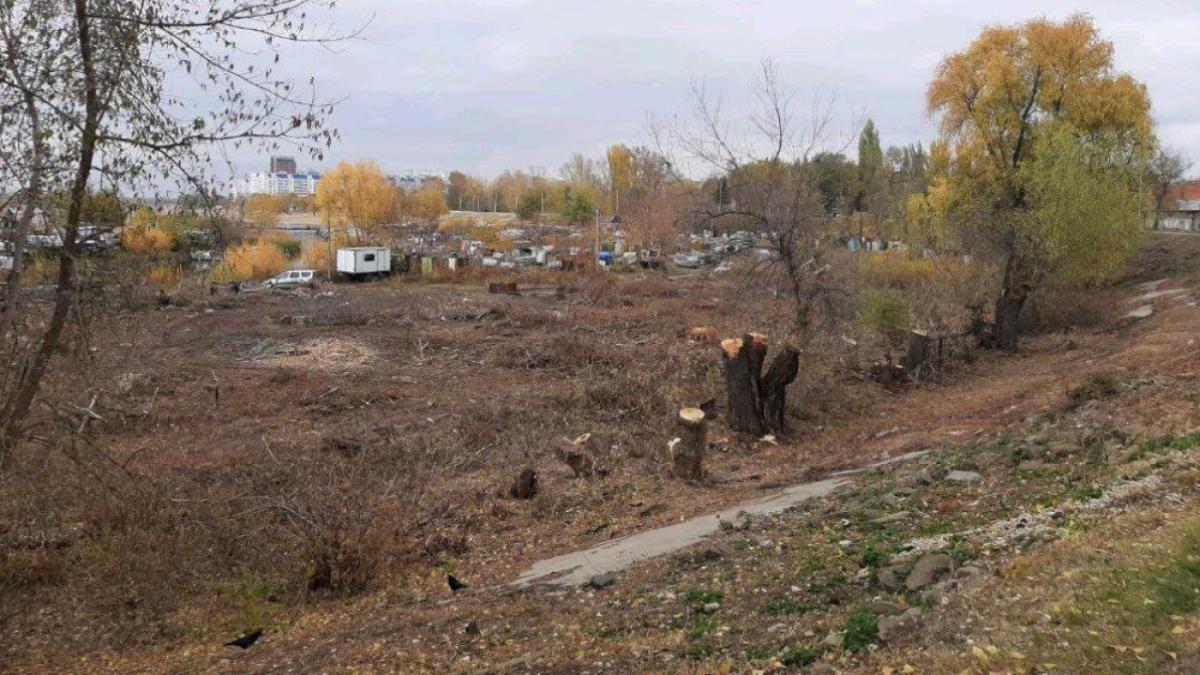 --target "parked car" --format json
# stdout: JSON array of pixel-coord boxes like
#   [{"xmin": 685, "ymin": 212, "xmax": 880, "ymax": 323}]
[{"xmin": 265, "ymin": 269, "xmax": 317, "ymax": 288}]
